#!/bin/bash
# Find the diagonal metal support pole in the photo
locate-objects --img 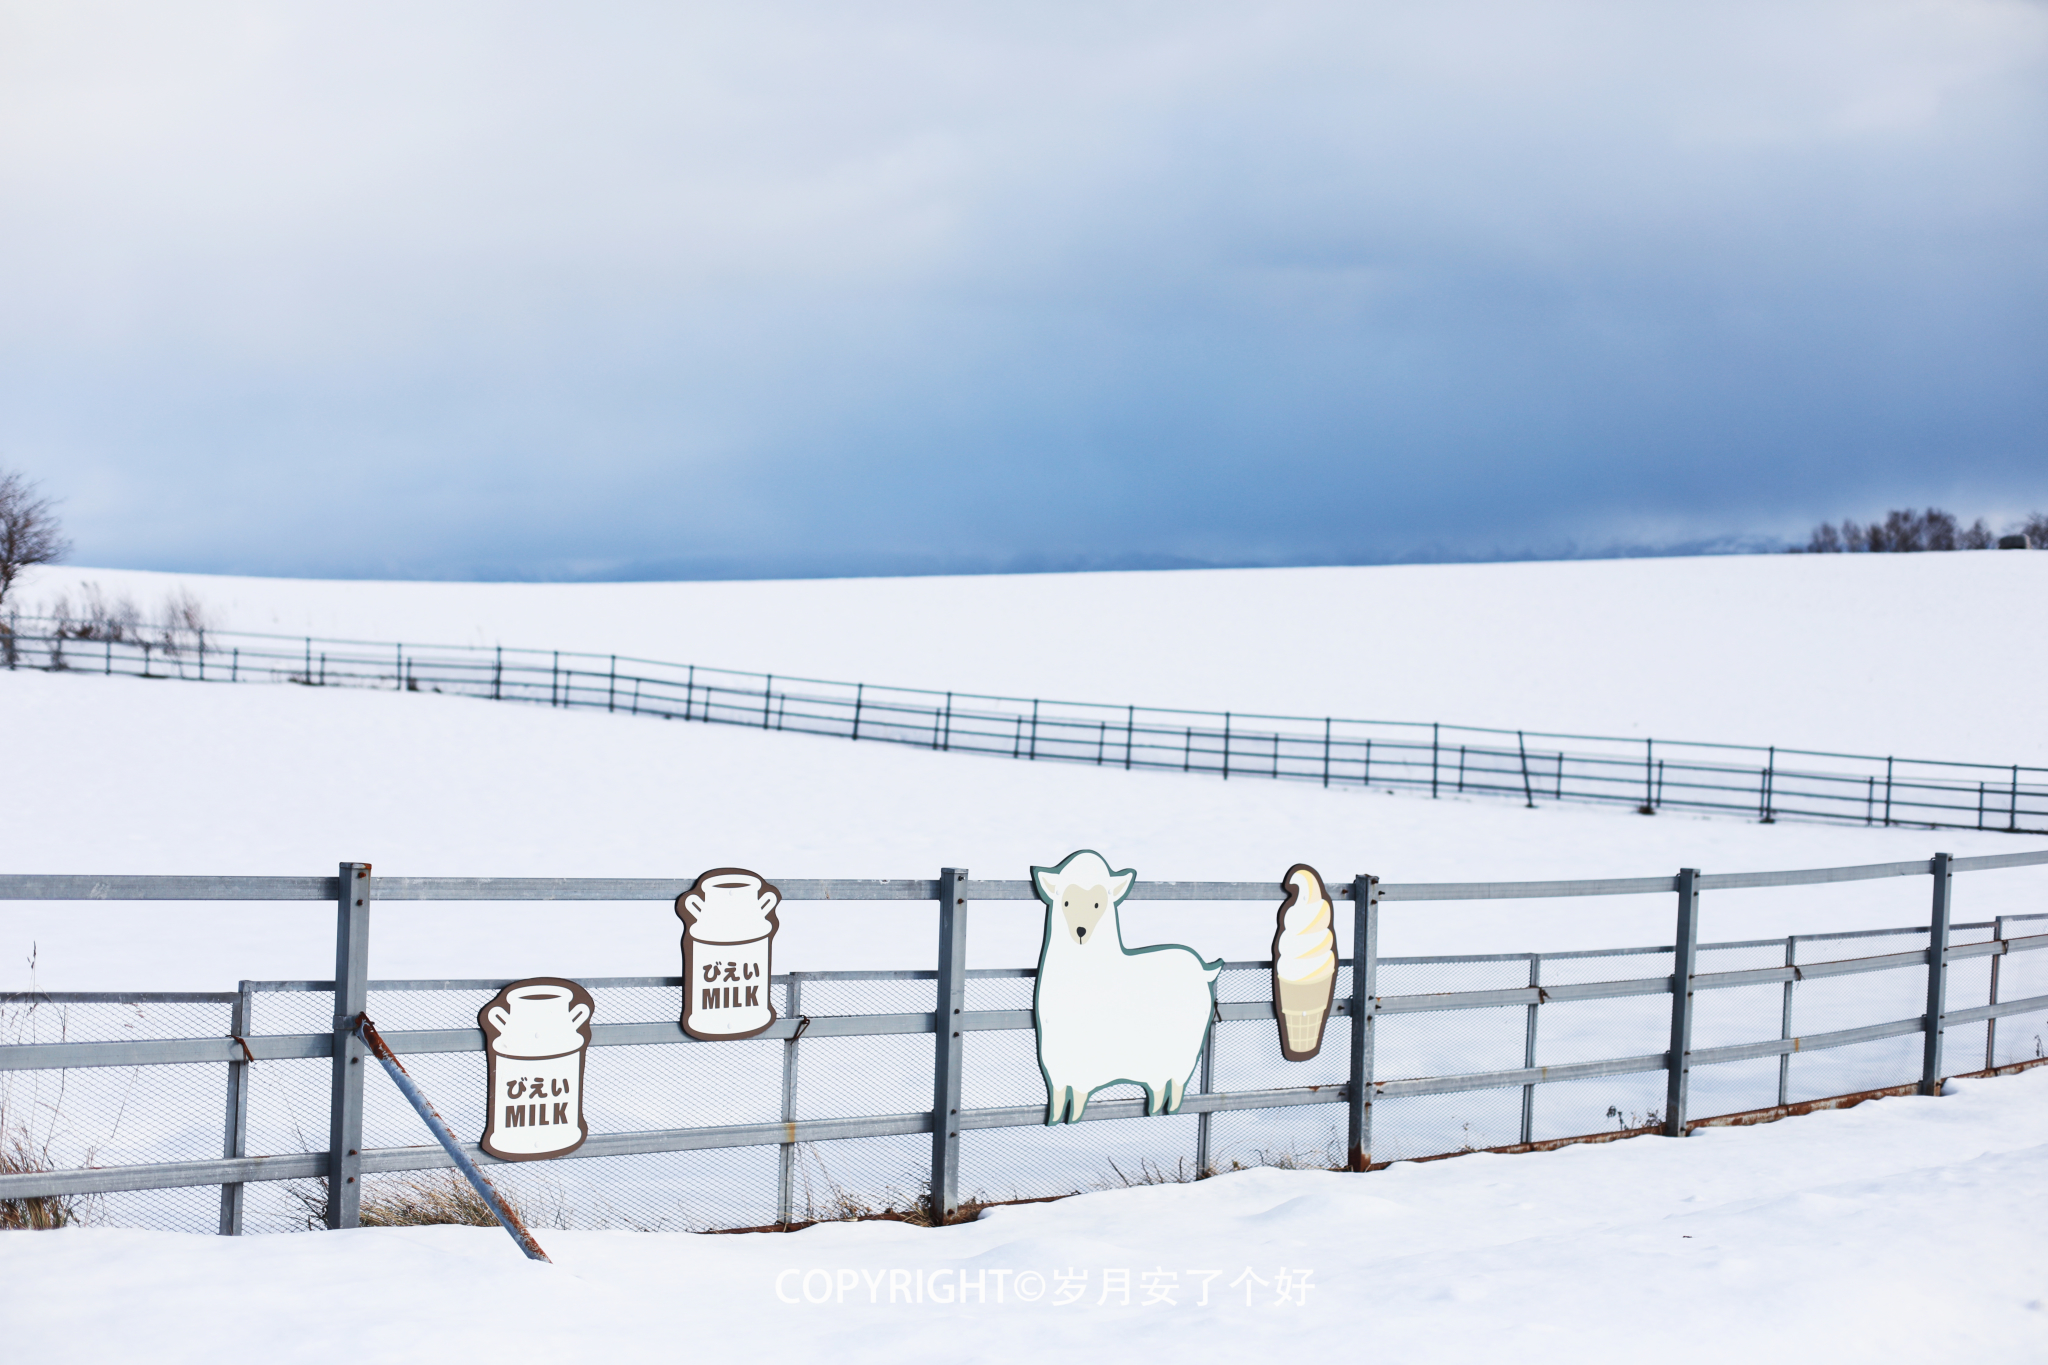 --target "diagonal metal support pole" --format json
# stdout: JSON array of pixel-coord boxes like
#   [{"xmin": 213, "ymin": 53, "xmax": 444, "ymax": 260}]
[{"xmin": 355, "ymin": 1016, "xmax": 550, "ymax": 1263}]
